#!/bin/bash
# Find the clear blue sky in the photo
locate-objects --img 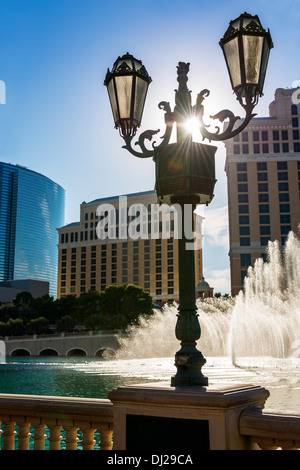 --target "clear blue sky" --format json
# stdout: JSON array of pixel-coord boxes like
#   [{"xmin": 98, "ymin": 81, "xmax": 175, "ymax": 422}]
[{"xmin": 0, "ymin": 0, "xmax": 299, "ymax": 293}]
